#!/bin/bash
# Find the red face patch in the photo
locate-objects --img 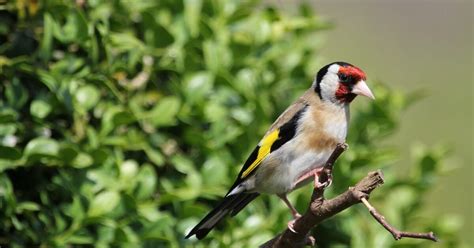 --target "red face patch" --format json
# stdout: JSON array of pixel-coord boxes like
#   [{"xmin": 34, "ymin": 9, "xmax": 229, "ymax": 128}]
[
  {"xmin": 338, "ymin": 65, "xmax": 366, "ymax": 82},
  {"xmin": 335, "ymin": 84, "xmax": 356, "ymax": 103},
  {"xmin": 335, "ymin": 65, "xmax": 365, "ymax": 103}
]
